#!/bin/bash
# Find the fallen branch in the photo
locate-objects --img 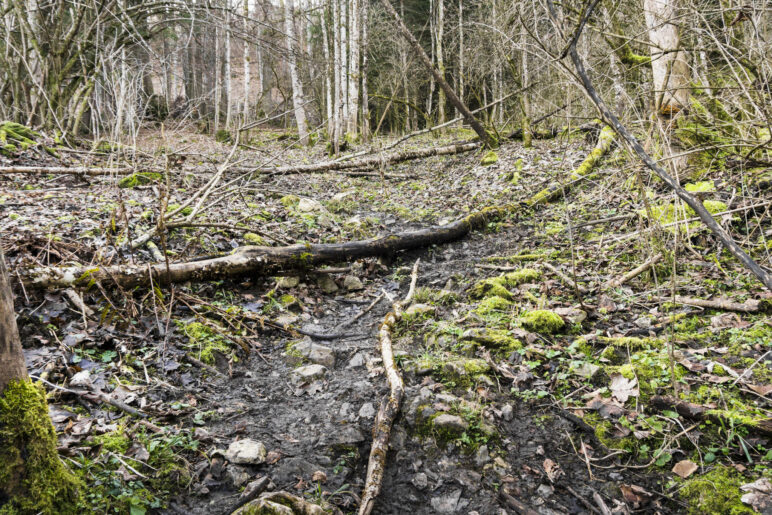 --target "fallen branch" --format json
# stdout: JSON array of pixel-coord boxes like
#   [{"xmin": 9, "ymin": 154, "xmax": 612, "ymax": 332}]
[
  {"xmin": 0, "ymin": 166, "xmax": 134, "ymax": 176},
  {"xmin": 358, "ymin": 260, "xmax": 419, "ymax": 515},
  {"xmin": 21, "ymin": 204, "xmax": 513, "ymax": 290},
  {"xmin": 547, "ymin": 0, "xmax": 772, "ymax": 290},
  {"xmin": 542, "ymin": 262, "xmax": 588, "ymax": 293},
  {"xmin": 603, "ymin": 253, "xmax": 663, "ymax": 290},
  {"xmin": 240, "ymin": 141, "xmax": 479, "ymax": 176},
  {"xmin": 526, "ymin": 125, "xmax": 616, "ymax": 206},
  {"xmin": 650, "ymin": 395, "xmax": 772, "ymax": 437},
  {"xmin": 672, "ymin": 295, "xmax": 770, "ymax": 313}
]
